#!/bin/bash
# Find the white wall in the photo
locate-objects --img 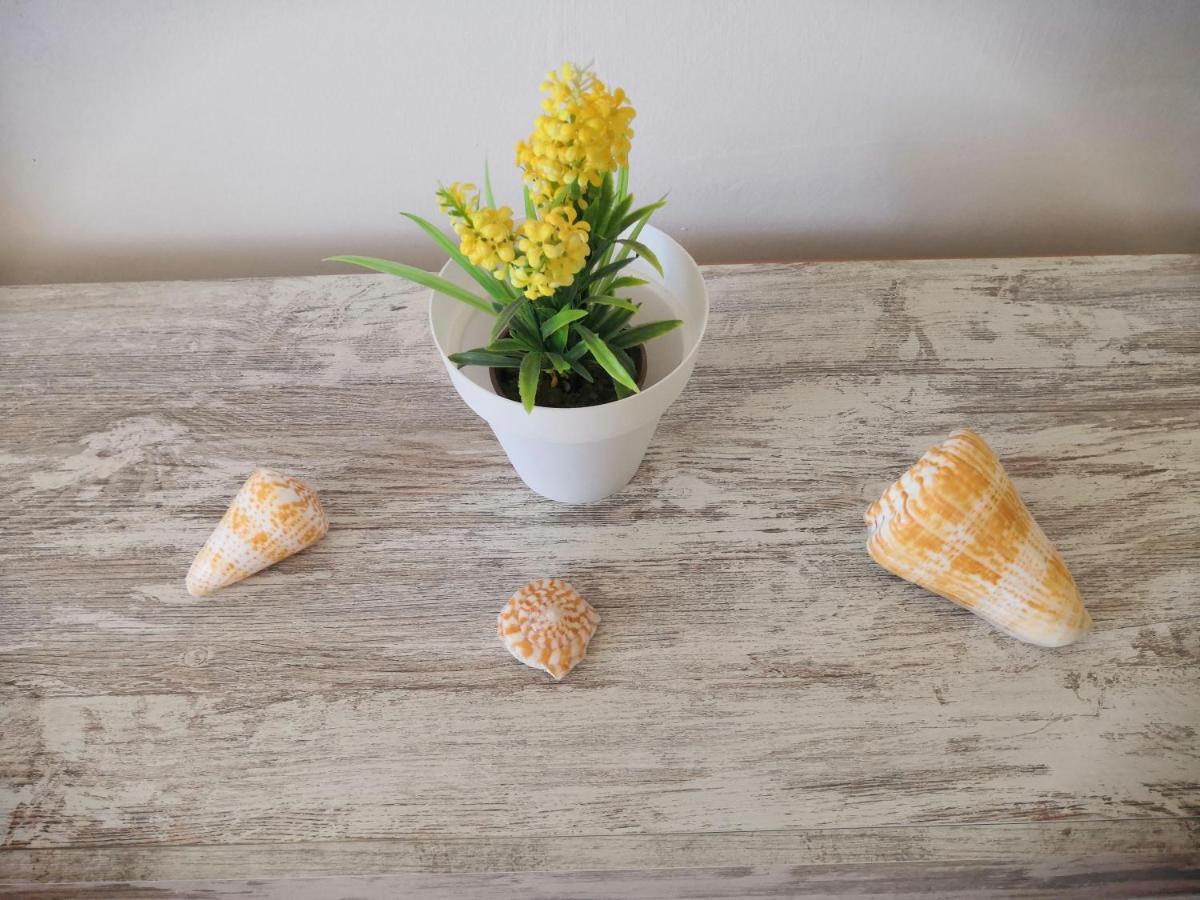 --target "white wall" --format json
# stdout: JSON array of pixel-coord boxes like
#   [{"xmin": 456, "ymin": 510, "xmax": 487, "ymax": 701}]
[{"xmin": 2, "ymin": 0, "xmax": 1198, "ymax": 285}]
